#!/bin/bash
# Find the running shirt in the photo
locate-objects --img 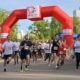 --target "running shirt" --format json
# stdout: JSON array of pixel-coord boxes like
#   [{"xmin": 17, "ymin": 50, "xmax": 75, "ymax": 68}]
[
  {"xmin": 59, "ymin": 42, "xmax": 68, "ymax": 54},
  {"xmin": 44, "ymin": 43, "xmax": 52, "ymax": 54},
  {"xmin": 20, "ymin": 40, "xmax": 32, "ymax": 54},
  {"xmin": 51, "ymin": 40, "xmax": 59, "ymax": 53},
  {"xmin": 41, "ymin": 42, "xmax": 46, "ymax": 50},
  {"xmin": 13, "ymin": 41, "xmax": 20, "ymax": 51},
  {"xmin": 2, "ymin": 41, "xmax": 14, "ymax": 55},
  {"xmin": 74, "ymin": 40, "xmax": 80, "ymax": 53},
  {"xmin": 59, "ymin": 45, "xmax": 64, "ymax": 55}
]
